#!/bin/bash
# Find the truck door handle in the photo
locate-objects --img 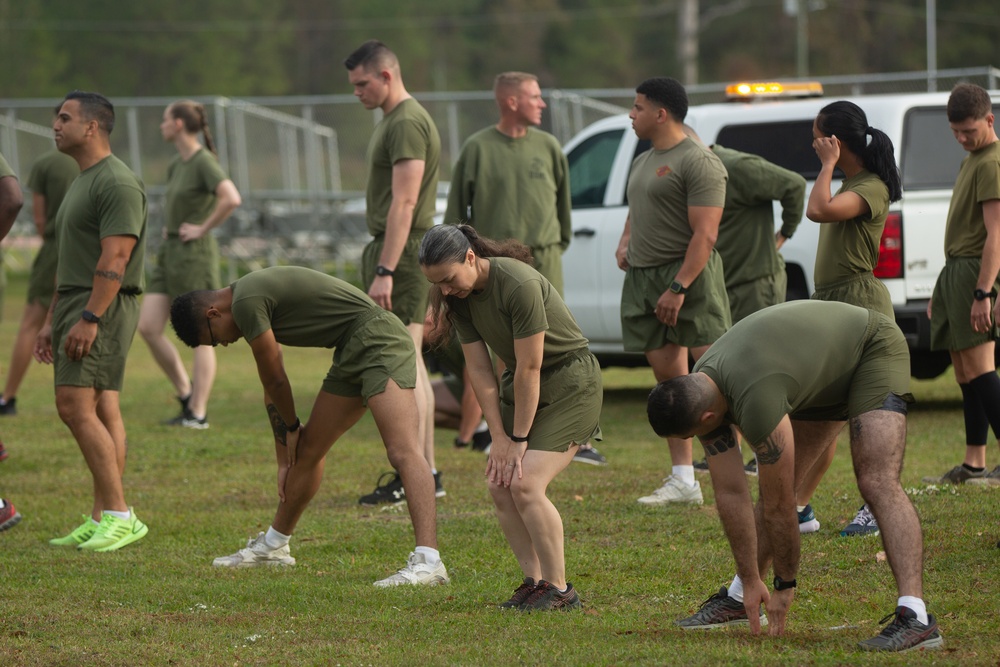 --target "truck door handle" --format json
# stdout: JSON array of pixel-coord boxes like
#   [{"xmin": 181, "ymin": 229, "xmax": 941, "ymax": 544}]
[{"xmin": 574, "ymin": 228, "xmax": 596, "ymax": 237}]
